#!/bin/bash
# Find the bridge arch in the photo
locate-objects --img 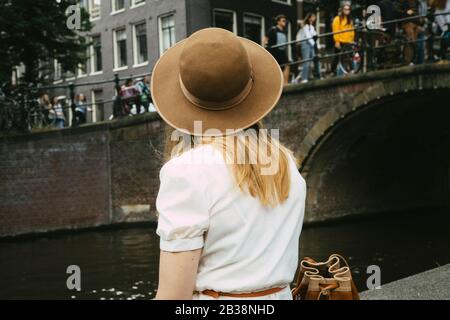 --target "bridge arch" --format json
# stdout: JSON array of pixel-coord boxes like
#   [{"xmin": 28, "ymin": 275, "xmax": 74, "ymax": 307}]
[
  {"xmin": 295, "ymin": 65, "xmax": 450, "ymax": 170},
  {"xmin": 267, "ymin": 64, "xmax": 450, "ymax": 223},
  {"xmin": 298, "ymin": 88, "xmax": 450, "ymax": 223}
]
